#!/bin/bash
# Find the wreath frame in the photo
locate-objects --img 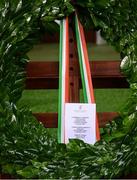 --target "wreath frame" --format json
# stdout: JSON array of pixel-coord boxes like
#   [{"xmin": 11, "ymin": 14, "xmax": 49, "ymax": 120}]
[{"xmin": 0, "ymin": 0, "xmax": 137, "ymax": 179}]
